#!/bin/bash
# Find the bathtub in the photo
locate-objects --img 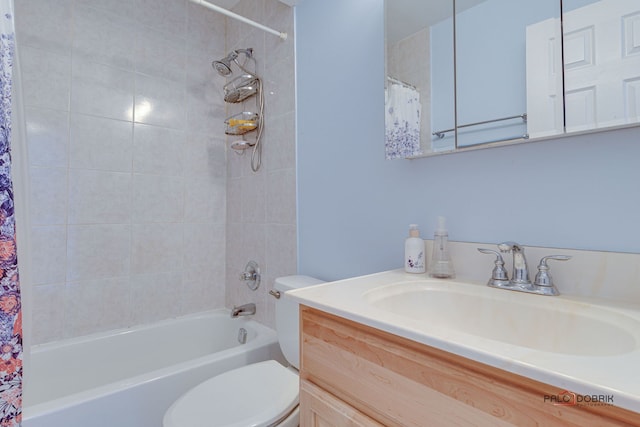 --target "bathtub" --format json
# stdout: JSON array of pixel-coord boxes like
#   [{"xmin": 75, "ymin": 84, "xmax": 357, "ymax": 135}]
[{"xmin": 23, "ymin": 309, "xmax": 283, "ymax": 427}]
